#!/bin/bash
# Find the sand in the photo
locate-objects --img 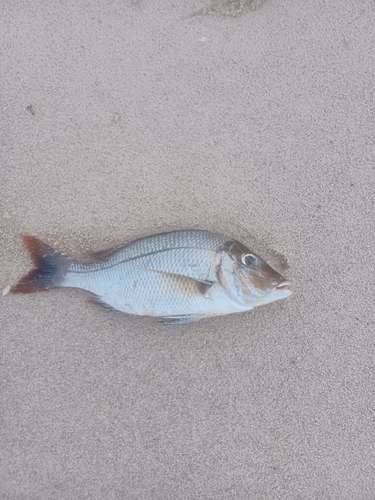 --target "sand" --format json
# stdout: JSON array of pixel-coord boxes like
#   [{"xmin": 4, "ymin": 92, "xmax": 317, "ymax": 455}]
[{"xmin": 1, "ymin": 0, "xmax": 375, "ymax": 498}]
